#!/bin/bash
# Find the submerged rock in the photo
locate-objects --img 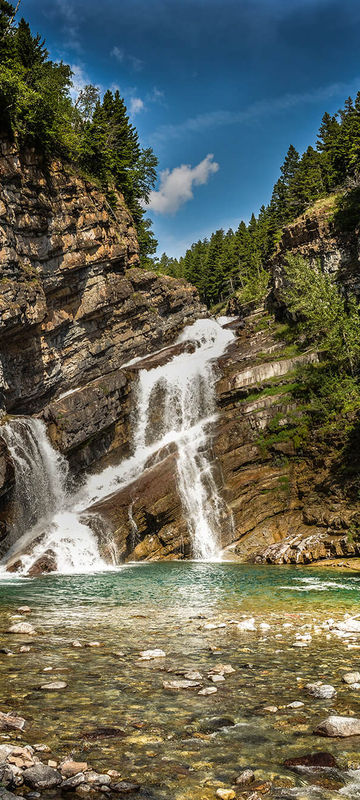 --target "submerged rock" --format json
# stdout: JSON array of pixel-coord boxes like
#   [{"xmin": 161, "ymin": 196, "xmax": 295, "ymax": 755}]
[
  {"xmin": 40, "ymin": 681, "xmax": 67, "ymax": 691},
  {"xmin": 284, "ymin": 752, "xmax": 338, "ymax": 768},
  {"xmin": 342, "ymin": 671, "xmax": 360, "ymax": 684},
  {"xmin": 235, "ymin": 769, "xmax": 255, "ymax": 785},
  {"xmin": 305, "ymin": 683, "xmax": 336, "ymax": 699},
  {"xmin": 7, "ymin": 622, "xmax": 36, "ymax": 635},
  {"xmin": 163, "ymin": 679, "xmax": 201, "ymax": 690},
  {"xmin": 0, "ymin": 711, "xmax": 26, "ymax": 731},
  {"xmin": 138, "ymin": 649, "xmax": 166, "ymax": 660},
  {"xmin": 314, "ymin": 715, "xmax": 360, "ymax": 737},
  {"xmin": 237, "ymin": 618, "xmax": 256, "ymax": 631},
  {"xmin": 216, "ymin": 789, "xmax": 236, "ymax": 800},
  {"xmin": 110, "ymin": 781, "xmax": 141, "ymax": 793}
]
